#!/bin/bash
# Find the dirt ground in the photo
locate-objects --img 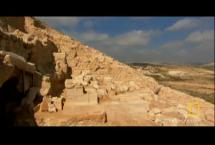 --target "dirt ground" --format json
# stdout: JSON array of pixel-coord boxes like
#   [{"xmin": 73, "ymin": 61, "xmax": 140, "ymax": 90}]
[{"xmin": 131, "ymin": 64, "xmax": 215, "ymax": 104}]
